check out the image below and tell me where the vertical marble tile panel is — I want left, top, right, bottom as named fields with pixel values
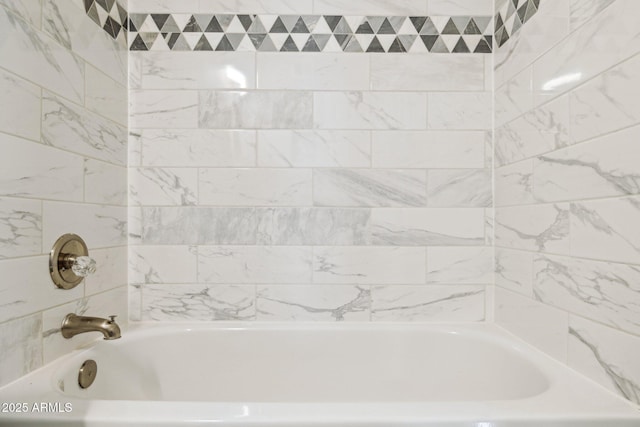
left=313, top=246, right=426, bottom=285
left=0, top=314, right=42, bottom=387
left=258, top=130, right=370, bottom=168
left=257, top=285, right=370, bottom=321
left=85, top=160, right=127, bottom=206
left=199, top=168, right=312, bottom=206
left=129, top=52, right=142, bottom=90
left=199, top=246, right=313, bottom=284
left=313, top=0, right=428, bottom=14
left=426, top=247, right=493, bottom=284
left=85, top=64, right=127, bottom=126
left=84, top=246, right=128, bottom=295
left=130, top=245, right=198, bottom=285
left=130, top=167, right=198, bottom=206
left=0, top=67, right=40, bottom=141
left=495, top=248, right=534, bottom=297
left=129, top=207, right=143, bottom=244
left=371, top=285, right=485, bottom=322
left=130, top=90, right=199, bottom=129
left=495, top=160, right=535, bottom=207
left=129, top=283, right=142, bottom=322
left=0, top=197, right=42, bottom=259
left=427, top=169, right=492, bottom=207
left=428, top=92, right=492, bottom=130
left=494, top=67, right=533, bottom=127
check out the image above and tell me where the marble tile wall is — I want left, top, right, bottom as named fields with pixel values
left=0, top=1, right=128, bottom=387
left=129, top=0, right=494, bottom=323
left=494, top=0, right=640, bottom=405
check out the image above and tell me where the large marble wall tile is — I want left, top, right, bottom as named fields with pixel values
left=427, top=169, right=492, bottom=207
left=371, top=55, right=484, bottom=91
left=495, top=248, right=533, bottom=297
left=313, top=169, right=426, bottom=207
left=130, top=245, right=198, bottom=285
left=495, top=160, right=535, bottom=207
left=0, top=197, right=41, bottom=259
left=0, top=314, right=42, bottom=387
left=85, top=64, right=127, bottom=126
left=569, top=53, right=640, bottom=144
left=257, top=285, right=370, bottom=321
left=495, top=95, right=572, bottom=167
left=427, top=92, right=492, bottom=130
left=427, top=0, right=493, bottom=15
left=0, top=256, right=83, bottom=323
left=85, top=246, right=128, bottom=295
left=313, top=246, right=426, bottom=284
left=256, top=208, right=370, bottom=245
left=130, top=90, right=199, bottom=129
left=140, top=129, right=256, bottom=167
left=43, top=202, right=127, bottom=249
left=0, top=133, right=84, bottom=202
left=313, top=0, right=427, bottom=15
left=371, top=208, right=485, bottom=246
left=494, top=67, right=533, bottom=127
left=0, top=68, right=40, bottom=141
left=313, top=92, right=427, bottom=130
left=199, top=246, right=312, bottom=284
left=371, top=285, right=485, bottom=321
left=143, top=284, right=256, bottom=321
left=85, top=160, right=127, bottom=206
left=568, top=316, right=640, bottom=405
left=372, top=131, right=485, bottom=169
left=42, top=92, right=127, bottom=166
left=495, top=287, right=569, bottom=362
left=257, top=54, right=369, bottom=90
left=569, top=0, right=616, bottom=31
left=0, top=0, right=42, bottom=28
left=141, top=52, right=255, bottom=89
left=199, top=168, right=312, bottom=206
left=200, top=91, right=313, bottom=129
left=533, top=125, right=640, bottom=203
left=535, top=255, right=640, bottom=336
left=257, top=130, right=370, bottom=168
left=130, top=167, right=198, bottom=206
left=141, top=207, right=259, bottom=245
left=495, top=204, right=571, bottom=254
left=570, top=197, right=640, bottom=265
left=427, top=247, right=493, bottom=284
left=0, top=6, right=84, bottom=103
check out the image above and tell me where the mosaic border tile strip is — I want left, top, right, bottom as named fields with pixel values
left=494, top=0, right=540, bottom=47
left=127, top=14, right=494, bottom=53
left=84, top=0, right=127, bottom=40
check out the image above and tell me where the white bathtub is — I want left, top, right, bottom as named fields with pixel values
left=0, top=323, right=638, bottom=426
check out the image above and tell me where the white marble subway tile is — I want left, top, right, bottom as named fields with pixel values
left=484, top=208, right=494, bottom=246
left=43, top=202, right=127, bottom=249
left=130, top=167, right=198, bottom=206
left=141, top=52, right=255, bottom=89
left=129, top=52, right=142, bottom=90
left=140, top=129, right=256, bottom=167
left=85, top=160, right=127, bottom=206
left=495, top=248, right=533, bottom=297
left=257, top=285, right=370, bottom=321
left=141, top=207, right=259, bottom=245
left=313, top=246, right=426, bottom=285
left=568, top=315, right=640, bottom=405
left=257, top=54, right=369, bottom=90
left=371, top=55, right=484, bottom=91
left=0, top=67, right=40, bottom=141
left=427, top=247, right=493, bottom=284
left=42, top=92, right=127, bottom=166
left=570, top=197, right=640, bottom=265
left=198, top=0, right=313, bottom=14
left=427, top=0, right=493, bottom=15
left=258, top=130, right=370, bottom=168
left=199, top=168, right=312, bottom=206
left=0, top=6, right=84, bottom=103
left=371, top=285, right=485, bottom=322
left=84, top=246, right=128, bottom=295
left=257, top=208, right=370, bottom=245
left=313, top=0, right=427, bottom=14
left=535, top=254, right=640, bottom=336
left=130, top=90, right=199, bottom=129
left=130, top=245, right=198, bottom=285
left=372, top=131, right=485, bottom=169
left=85, top=64, right=127, bottom=126
left=313, top=169, right=426, bottom=208
left=129, top=206, right=143, bottom=244
left=0, top=197, right=41, bottom=259
left=495, top=204, right=571, bottom=254
left=495, top=287, right=569, bottom=362
left=534, top=125, right=640, bottom=203
left=569, top=0, right=616, bottom=31
left=313, top=92, right=427, bottom=130
left=0, top=133, right=84, bottom=202
left=128, top=130, right=142, bottom=167
left=428, top=92, right=492, bottom=130
left=495, top=160, right=535, bottom=207
left=199, top=91, right=313, bottom=129
left=427, top=169, right=492, bottom=208
left=570, top=53, right=640, bottom=144
left=371, top=208, right=485, bottom=246
left=143, top=284, right=256, bottom=321
left=494, top=66, right=533, bottom=127
left=199, top=246, right=312, bottom=284
left=0, top=314, right=42, bottom=387
left=1, top=0, right=42, bottom=28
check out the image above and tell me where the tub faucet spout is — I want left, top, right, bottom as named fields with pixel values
left=61, top=313, right=121, bottom=340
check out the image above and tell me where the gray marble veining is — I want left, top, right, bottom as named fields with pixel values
left=0, top=198, right=41, bottom=259
left=427, top=169, right=492, bottom=207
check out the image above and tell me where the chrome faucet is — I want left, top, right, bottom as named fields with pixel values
left=61, top=313, right=121, bottom=340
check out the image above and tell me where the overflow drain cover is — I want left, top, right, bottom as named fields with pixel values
left=78, top=359, right=98, bottom=389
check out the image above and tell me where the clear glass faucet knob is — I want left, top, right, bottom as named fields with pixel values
left=71, top=256, right=97, bottom=277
